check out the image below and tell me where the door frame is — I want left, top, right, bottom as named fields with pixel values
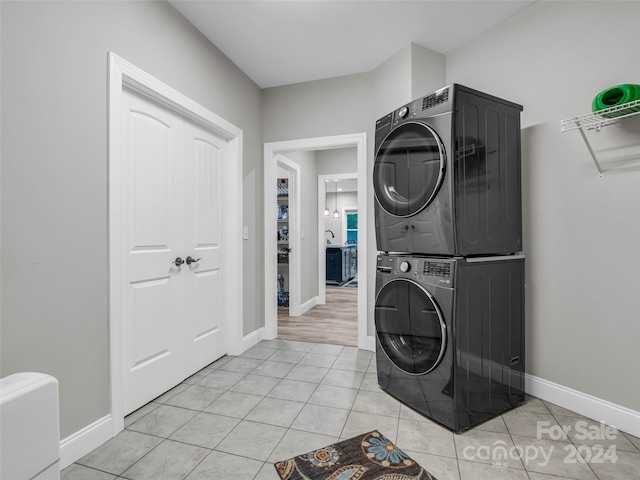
left=275, top=154, right=301, bottom=316
left=317, top=172, right=357, bottom=305
left=263, top=133, right=368, bottom=349
left=108, top=52, right=243, bottom=434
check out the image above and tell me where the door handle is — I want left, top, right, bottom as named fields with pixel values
left=172, top=257, right=184, bottom=266
left=186, top=256, right=201, bottom=265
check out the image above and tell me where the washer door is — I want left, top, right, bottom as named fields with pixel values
left=374, top=122, right=446, bottom=217
left=375, top=278, right=447, bottom=375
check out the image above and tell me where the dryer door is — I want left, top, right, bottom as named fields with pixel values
left=373, top=122, right=446, bottom=217
left=375, top=278, right=446, bottom=375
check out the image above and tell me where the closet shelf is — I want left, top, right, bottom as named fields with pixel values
left=560, top=99, right=640, bottom=179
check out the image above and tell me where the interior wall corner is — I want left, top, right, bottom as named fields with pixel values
left=409, top=42, right=446, bottom=99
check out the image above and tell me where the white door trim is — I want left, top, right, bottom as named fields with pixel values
left=263, top=133, right=368, bottom=350
left=108, top=52, right=243, bottom=435
left=275, top=154, right=301, bottom=317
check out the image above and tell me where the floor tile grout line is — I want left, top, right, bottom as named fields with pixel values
left=116, top=437, right=176, bottom=480
left=124, top=342, right=402, bottom=477
left=224, top=340, right=325, bottom=467
left=543, top=398, right=640, bottom=453
left=506, top=424, right=601, bottom=480
left=253, top=340, right=372, bottom=466
left=248, top=340, right=329, bottom=475
left=75, top=338, right=629, bottom=480
left=179, top=447, right=211, bottom=480
left=83, top=339, right=581, bottom=479
left=621, top=431, right=640, bottom=453
left=186, top=339, right=292, bottom=478
left=122, top=342, right=292, bottom=478
left=72, top=460, right=133, bottom=479
left=546, top=407, right=610, bottom=480
left=75, top=339, right=586, bottom=479
left=451, top=429, right=463, bottom=480
left=500, top=411, right=529, bottom=473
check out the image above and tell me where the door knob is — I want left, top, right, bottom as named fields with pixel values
left=172, top=257, right=184, bottom=266
left=186, top=256, right=202, bottom=265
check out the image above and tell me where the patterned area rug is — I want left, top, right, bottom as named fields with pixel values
left=274, top=430, right=437, bottom=480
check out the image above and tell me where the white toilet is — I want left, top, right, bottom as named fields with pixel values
left=0, top=372, right=60, bottom=480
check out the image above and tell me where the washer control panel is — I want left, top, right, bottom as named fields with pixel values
left=424, top=262, right=451, bottom=278
left=377, top=255, right=454, bottom=286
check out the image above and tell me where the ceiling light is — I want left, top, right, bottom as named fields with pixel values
left=324, top=180, right=330, bottom=216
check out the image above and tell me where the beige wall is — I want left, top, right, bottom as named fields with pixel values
left=0, top=0, right=262, bottom=437
left=446, top=0, right=640, bottom=411
left=411, top=43, right=447, bottom=100
left=316, top=148, right=358, bottom=176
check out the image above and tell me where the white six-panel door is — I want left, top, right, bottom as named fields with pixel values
left=121, top=88, right=225, bottom=414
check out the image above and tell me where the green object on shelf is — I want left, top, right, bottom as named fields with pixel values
left=592, top=84, right=640, bottom=118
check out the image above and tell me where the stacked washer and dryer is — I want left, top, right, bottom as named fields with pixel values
left=373, top=84, right=526, bottom=433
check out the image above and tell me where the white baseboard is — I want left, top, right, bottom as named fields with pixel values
left=525, top=373, right=640, bottom=438
left=238, top=327, right=264, bottom=354
left=59, top=414, right=112, bottom=469
left=300, top=296, right=318, bottom=315
left=360, top=335, right=375, bottom=352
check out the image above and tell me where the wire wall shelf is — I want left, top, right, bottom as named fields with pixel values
left=561, top=99, right=640, bottom=178
left=561, top=99, right=640, bottom=132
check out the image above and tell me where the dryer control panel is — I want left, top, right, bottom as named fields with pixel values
left=390, top=85, right=454, bottom=126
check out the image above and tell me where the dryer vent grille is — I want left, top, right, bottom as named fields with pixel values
left=422, top=89, right=449, bottom=110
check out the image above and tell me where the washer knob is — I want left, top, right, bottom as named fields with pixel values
left=398, top=106, right=409, bottom=119
left=399, top=261, right=411, bottom=273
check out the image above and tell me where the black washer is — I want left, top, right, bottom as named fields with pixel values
left=375, top=278, right=446, bottom=375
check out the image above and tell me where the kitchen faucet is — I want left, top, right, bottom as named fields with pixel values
left=325, top=230, right=335, bottom=245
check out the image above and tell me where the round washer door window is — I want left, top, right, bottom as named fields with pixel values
left=375, top=278, right=446, bottom=375
left=373, top=122, right=445, bottom=217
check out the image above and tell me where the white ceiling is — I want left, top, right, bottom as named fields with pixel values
left=169, top=0, right=535, bottom=89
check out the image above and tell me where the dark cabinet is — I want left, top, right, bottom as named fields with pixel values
left=326, top=245, right=357, bottom=286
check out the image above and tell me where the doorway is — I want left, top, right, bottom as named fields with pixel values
left=263, top=134, right=368, bottom=350
left=275, top=155, right=301, bottom=317
left=108, top=53, right=243, bottom=434
left=317, top=173, right=358, bottom=305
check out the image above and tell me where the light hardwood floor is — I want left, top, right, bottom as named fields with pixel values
left=277, top=283, right=358, bottom=346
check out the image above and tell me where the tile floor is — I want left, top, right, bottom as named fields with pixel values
left=62, top=339, right=640, bottom=480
